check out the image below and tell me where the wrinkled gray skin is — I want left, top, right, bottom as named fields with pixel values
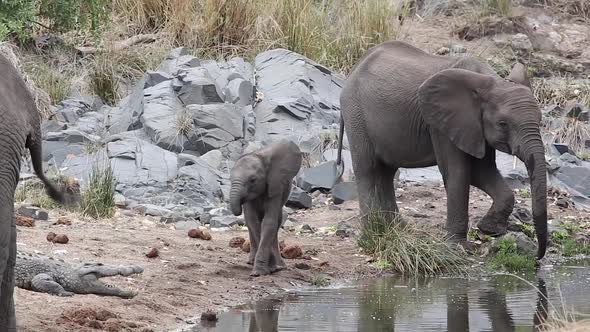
left=15, top=251, right=142, bottom=298
left=337, top=41, right=547, bottom=260
left=0, top=54, right=77, bottom=331
left=229, top=140, right=302, bottom=277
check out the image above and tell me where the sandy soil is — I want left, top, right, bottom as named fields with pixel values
left=13, top=180, right=582, bottom=332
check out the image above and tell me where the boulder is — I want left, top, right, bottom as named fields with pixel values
left=331, top=181, right=358, bottom=204
left=253, top=48, right=343, bottom=147
left=297, top=161, right=341, bottom=192
left=107, top=77, right=145, bottom=134
left=286, top=187, right=312, bottom=209
left=186, top=103, right=244, bottom=153
left=177, top=67, right=223, bottom=105
left=54, top=98, right=95, bottom=124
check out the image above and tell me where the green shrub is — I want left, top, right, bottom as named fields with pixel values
left=488, top=239, right=536, bottom=272
left=80, top=160, right=116, bottom=219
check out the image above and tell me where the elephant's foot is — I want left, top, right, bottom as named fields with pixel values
left=270, top=262, right=287, bottom=273
left=446, top=235, right=478, bottom=254
left=476, top=216, right=508, bottom=237
left=250, top=262, right=272, bottom=277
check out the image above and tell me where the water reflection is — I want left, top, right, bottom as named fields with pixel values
left=195, top=263, right=590, bottom=332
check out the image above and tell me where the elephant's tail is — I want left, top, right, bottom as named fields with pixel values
left=27, top=134, right=77, bottom=207
left=335, top=115, right=345, bottom=180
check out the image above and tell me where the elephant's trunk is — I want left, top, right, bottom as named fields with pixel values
left=229, top=180, right=245, bottom=216
left=518, top=131, right=548, bottom=260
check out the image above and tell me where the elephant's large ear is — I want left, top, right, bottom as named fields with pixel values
left=507, top=62, right=531, bottom=88
left=418, top=68, right=495, bottom=159
left=262, top=143, right=303, bottom=198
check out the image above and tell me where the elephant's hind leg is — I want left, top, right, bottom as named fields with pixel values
left=0, top=213, right=17, bottom=331
left=471, top=155, right=515, bottom=237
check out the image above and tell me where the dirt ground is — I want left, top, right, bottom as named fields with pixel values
left=13, top=180, right=583, bottom=332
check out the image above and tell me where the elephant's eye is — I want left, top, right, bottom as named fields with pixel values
left=498, top=121, right=509, bottom=129
left=248, top=176, right=256, bottom=183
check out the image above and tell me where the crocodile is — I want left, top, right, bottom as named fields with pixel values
left=15, top=251, right=144, bottom=298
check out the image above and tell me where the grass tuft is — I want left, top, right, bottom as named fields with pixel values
left=488, top=238, right=536, bottom=272
left=358, top=211, right=470, bottom=276
left=80, top=160, right=116, bottom=219
left=481, top=0, right=513, bottom=17
left=310, top=273, right=330, bottom=287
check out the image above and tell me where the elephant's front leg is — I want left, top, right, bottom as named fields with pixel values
left=432, top=138, right=472, bottom=247
left=243, top=202, right=261, bottom=265
left=251, top=197, right=282, bottom=277
left=471, top=152, right=515, bottom=236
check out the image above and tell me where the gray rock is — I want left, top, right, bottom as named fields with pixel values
left=76, top=112, right=105, bottom=134
left=145, top=70, right=173, bottom=89
left=492, top=232, right=537, bottom=257
left=565, top=103, right=589, bottom=122
left=45, top=129, right=100, bottom=144
left=114, top=193, right=127, bottom=208
left=107, top=77, right=145, bottom=134
left=177, top=67, right=223, bottom=105
left=41, top=120, right=67, bottom=136
left=450, top=44, right=467, bottom=55
left=141, top=80, right=188, bottom=152
left=107, top=137, right=178, bottom=185
left=511, top=207, right=533, bottom=224
left=286, top=187, right=312, bottom=209
left=186, top=103, right=244, bottom=153
left=17, top=206, right=48, bottom=220
left=42, top=140, right=85, bottom=166
left=136, top=204, right=175, bottom=217
left=297, top=161, right=341, bottom=192
left=200, top=150, right=223, bottom=169
left=243, top=107, right=256, bottom=139
left=177, top=153, right=202, bottom=166
left=331, top=181, right=358, bottom=204
left=157, top=47, right=198, bottom=75
left=174, top=220, right=202, bottom=230
left=210, top=216, right=241, bottom=228
left=223, top=78, right=254, bottom=106
left=253, top=48, right=342, bottom=145
left=511, top=33, right=533, bottom=51
left=177, top=159, right=224, bottom=200
left=54, top=98, right=94, bottom=123
left=323, top=148, right=354, bottom=181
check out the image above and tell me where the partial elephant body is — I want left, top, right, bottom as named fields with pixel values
left=229, top=140, right=302, bottom=276
left=339, top=41, right=547, bottom=259
left=0, top=54, right=76, bottom=330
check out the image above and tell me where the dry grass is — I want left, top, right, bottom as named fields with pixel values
left=358, top=210, right=470, bottom=276
left=481, top=0, right=513, bottom=17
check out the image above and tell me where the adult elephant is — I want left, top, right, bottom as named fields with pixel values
left=0, top=54, right=76, bottom=330
left=337, top=41, right=547, bottom=260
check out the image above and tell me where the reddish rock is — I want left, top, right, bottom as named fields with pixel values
left=295, top=262, right=311, bottom=270
left=54, top=217, right=72, bottom=226
left=188, top=229, right=203, bottom=239
left=188, top=228, right=212, bottom=240
left=281, top=245, right=303, bottom=259
left=241, top=240, right=251, bottom=253
left=229, top=236, right=245, bottom=248
left=319, top=261, right=330, bottom=267
left=16, top=215, right=35, bottom=227
left=53, top=234, right=69, bottom=244
left=279, top=240, right=286, bottom=251
left=146, top=248, right=159, bottom=258
left=46, top=232, right=57, bottom=242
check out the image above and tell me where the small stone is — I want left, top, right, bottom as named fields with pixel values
left=146, top=248, right=159, bottom=258
left=200, top=309, right=218, bottom=322
left=511, top=207, right=533, bottom=224
left=188, top=229, right=202, bottom=238
left=302, top=255, right=312, bottom=260
left=510, top=33, right=532, bottom=51
left=286, top=187, right=312, bottom=209
left=435, top=47, right=450, bottom=55
left=46, top=232, right=57, bottom=242
left=319, top=261, right=329, bottom=267
left=16, top=215, right=35, bottom=227
left=53, top=234, right=69, bottom=244
left=282, top=245, right=303, bottom=259
left=300, top=224, right=315, bottom=233
left=279, top=240, right=286, bottom=251
left=295, top=262, right=311, bottom=270
left=53, top=217, right=72, bottom=226
left=241, top=240, right=251, bottom=253
left=35, top=210, right=49, bottom=221
left=556, top=197, right=570, bottom=209
left=200, top=230, right=212, bottom=241
left=229, top=236, right=245, bottom=248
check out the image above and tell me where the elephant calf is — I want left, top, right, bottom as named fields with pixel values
left=0, top=54, right=78, bottom=330
left=229, top=140, right=302, bottom=276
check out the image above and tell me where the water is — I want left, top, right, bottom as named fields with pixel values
left=191, top=260, right=590, bottom=332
